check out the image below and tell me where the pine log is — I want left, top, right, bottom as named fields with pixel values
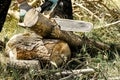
left=23, top=8, right=110, bottom=50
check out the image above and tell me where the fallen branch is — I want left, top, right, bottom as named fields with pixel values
left=0, top=53, right=40, bottom=69
left=55, top=68, right=95, bottom=76
left=23, top=8, right=110, bottom=51
left=104, top=20, right=120, bottom=27
left=94, top=20, right=120, bottom=29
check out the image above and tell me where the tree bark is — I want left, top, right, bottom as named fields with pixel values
left=5, top=32, right=71, bottom=69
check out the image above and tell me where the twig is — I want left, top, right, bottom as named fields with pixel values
left=55, top=68, right=95, bottom=76
left=59, top=74, right=82, bottom=80
left=95, top=76, right=120, bottom=80
left=104, top=20, right=120, bottom=27
left=59, top=74, right=74, bottom=80
left=94, top=20, right=120, bottom=29
left=108, top=76, right=120, bottom=80
left=73, top=13, right=83, bottom=19
left=74, top=3, right=101, bottom=21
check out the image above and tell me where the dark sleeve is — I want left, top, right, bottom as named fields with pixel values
left=50, top=0, right=73, bottom=19
left=63, top=0, right=73, bottom=19
left=0, top=0, right=11, bottom=32
left=40, top=0, right=53, bottom=13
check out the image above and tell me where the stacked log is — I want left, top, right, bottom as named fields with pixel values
left=5, top=32, right=71, bottom=68
left=4, top=8, right=111, bottom=69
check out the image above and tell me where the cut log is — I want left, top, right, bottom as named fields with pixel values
left=5, top=32, right=49, bottom=60
left=23, top=8, right=84, bottom=48
left=23, top=8, right=110, bottom=50
left=5, top=32, right=71, bottom=68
